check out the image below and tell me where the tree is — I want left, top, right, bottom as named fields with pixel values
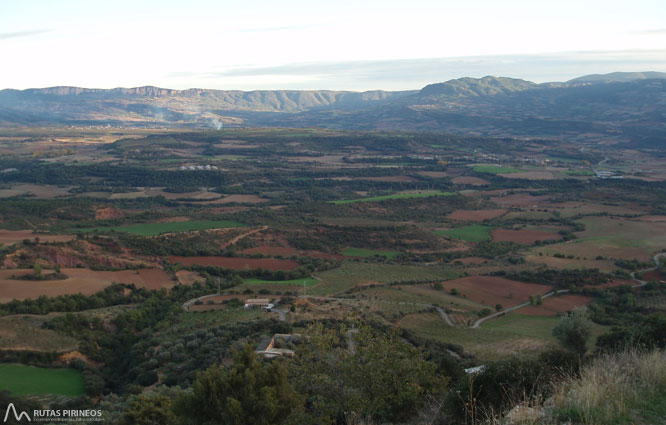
left=553, top=307, right=592, bottom=357
left=433, top=282, right=444, bottom=291
left=119, top=395, right=178, bottom=425
left=33, top=264, right=41, bottom=278
left=495, top=304, right=503, bottom=311
left=291, top=324, right=444, bottom=423
left=176, top=344, right=302, bottom=425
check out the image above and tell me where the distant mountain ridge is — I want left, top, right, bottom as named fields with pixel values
left=567, top=71, right=666, bottom=84
left=418, top=76, right=538, bottom=99
left=1, top=72, right=665, bottom=148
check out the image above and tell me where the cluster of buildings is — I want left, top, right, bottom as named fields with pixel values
left=244, top=298, right=275, bottom=309
left=179, top=164, right=219, bottom=171
left=594, top=170, right=623, bottom=179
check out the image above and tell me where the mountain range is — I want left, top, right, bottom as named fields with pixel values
left=1, top=72, right=665, bottom=147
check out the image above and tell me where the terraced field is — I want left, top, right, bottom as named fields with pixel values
left=331, top=191, right=454, bottom=204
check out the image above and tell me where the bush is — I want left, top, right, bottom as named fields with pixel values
left=553, top=307, right=592, bottom=356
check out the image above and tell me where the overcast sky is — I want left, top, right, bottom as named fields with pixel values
left=1, top=0, right=665, bottom=90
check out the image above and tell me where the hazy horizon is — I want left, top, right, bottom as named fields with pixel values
left=1, top=0, right=665, bottom=91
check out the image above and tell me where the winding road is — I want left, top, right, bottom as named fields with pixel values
left=472, top=251, right=665, bottom=328
left=179, top=253, right=664, bottom=327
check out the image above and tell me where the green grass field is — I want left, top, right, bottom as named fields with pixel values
left=398, top=312, right=557, bottom=361
left=243, top=277, right=319, bottom=287
left=473, top=165, right=523, bottom=174
left=331, top=191, right=455, bottom=204
left=309, top=262, right=458, bottom=296
left=0, top=364, right=84, bottom=396
left=435, top=225, right=491, bottom=242
left=565, top=170, right=595, bottom=176
left=481, top=314, right=559, bottom=340
left=342, top=247, right=400, bottom=259
left=73, top=220, right=244, bottom=236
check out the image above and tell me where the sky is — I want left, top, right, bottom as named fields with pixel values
left=1, top=0, right=665, bottom=91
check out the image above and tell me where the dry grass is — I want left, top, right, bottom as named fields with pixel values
left=550, top=350, right=666, bottom=424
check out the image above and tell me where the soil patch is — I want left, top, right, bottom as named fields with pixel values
left=441, top=276, right=550, bottom=308
left=451, top=176, right=490, bottom=186
left=0, top=230, right=75, bottom=245
left=490, top=194, right=551, bottom=207
left=448, top=209, right=507, bottom=222
left=499, top=171, right=555, bottom=180
left=517, top=295, right=593, bottom=316
left=492, top=229, right=562, bottom=244
left=0, top=268, right=176, bottom=302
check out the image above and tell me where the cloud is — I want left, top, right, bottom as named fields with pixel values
left=162, top=49, right=666, bottom=91
left=236, top=24, right=322, bottom=33
left=630, top=28, right=666, bottom=35
left=0, top=29, right=52, bottom=40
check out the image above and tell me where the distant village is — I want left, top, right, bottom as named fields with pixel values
left=179, top=164, right=219, bottom=171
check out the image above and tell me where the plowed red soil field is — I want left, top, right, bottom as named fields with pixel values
left=0, top=268, right=176, bottom=302
left=451, top=176, right=490, bottom=186
left=517, top=295, right=593, bottom=316
left=492, top=229, right=562, bottom=244
left=0, top=230, right=75, bottom=245
left=440, top=276, right=550, bottom=308
left=448, top=209, right=507, bottom=222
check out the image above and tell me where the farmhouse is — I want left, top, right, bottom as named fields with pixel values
left=255, top=334, right=301, bottom=358
left=244, top=298, right=273, bottom=308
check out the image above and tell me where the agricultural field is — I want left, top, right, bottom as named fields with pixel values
left=168, top=256, right=301, bottom=271
left=472, top=165, right=523, bottom=174
left=331, top=190, right=454, bottom=204
left=0, top=364, right=85, bottom=396
left=450, top=176, right=490, bottom=185
left=491, top=228, right=562, bottom=244
left=309, top=262, right=458, bottom=296
left=539, top=216, right=666, bottom=261
left=523, top=254, right=618, bottom=273
left=398, top=312, right=556, bottom=360
left=0, top=230, right=76, bottom=245
left=243, top=277, right=319, bottom=287
left=0, top=268, right=176, bottom=302
left=73, top=220, right=244, bottom=236
left=440, top=276, right=551, bottom=308
left=435, top=225, right=491, bottom=242
left=342, top=247, right=400, bottom=259
left=517, top=294, right=593, bottom=316
left=447, top=209, right=506, bottom=222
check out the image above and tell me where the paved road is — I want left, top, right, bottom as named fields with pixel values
left=272, top=308, right=287, bottom=321
left=630, top=252, right=665, bottom=287
left=435, top=307, right=454, bottom=327
left=182, top=293, right=221, bottom=311
left=472, top=290, right=569, bottom=328
left=472, top=251, right=665, bottom=329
